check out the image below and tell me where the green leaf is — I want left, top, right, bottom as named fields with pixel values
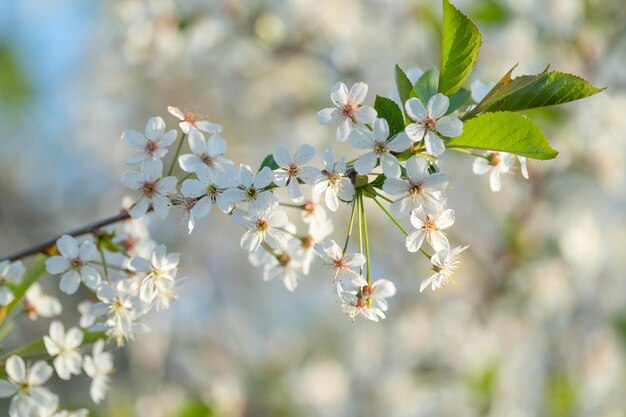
left=446, top=112, right=558, bottom=160
left=374, top=95, right=405, bottom=137
left=415, top=69, right=439, bottom=104
left=465, top=65, right=605, bottom=118
left=446, top=87, right=471, bottom=115
left=3, top=255, right=46, bottom=316
left=258, top=154, right=279, bottom=171
left=395, top=65, right=417, bottom=111
left=439, top=0, right=482, bottom=96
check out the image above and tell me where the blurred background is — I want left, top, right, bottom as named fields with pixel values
left=0, top=0, right=625, bottom=416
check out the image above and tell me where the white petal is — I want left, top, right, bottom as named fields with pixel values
left=436, top=116, right=463, bottom=137
left=380, top=154, right=400, bottom=179
left=178, top=154, right=202, bottom=173
left=59, top=271, right=81, bottom=294
left=316, top=108, right=337, bottom=124
left=387, top=132, right=412, bottom=152
left=405, top=97, right=426, bottom=121
left=254, top=166, right=275, bottom=189
left=489, top=168, right=502, bottom=192
left=128, top=197, right=150, bottom=219
left=141, top=159, right=163, bottom=180
left=0, top=380, right=16, bottom=397
left=6, top=355, right=26, bottom=382
left=29, top=360, right=53, bottom=385
left=428, top=231, right=450, bottom=251
left=196, top=121, right=223, bottom=134
left=181, top=179, right=205, bottom=198
left=372, top=118, right=389, bottom=141
left=325, top=188, right=339, bottom=212
left=405, top=123, right=426, bottom=142
left=294, top=144, right=315, bottom=165
left=273, top=145, right=292, bottom=168
left=348, top=128, right=374, bottom=149
left=152, top=195, right=171, bottom=219
left=287, top=180, right=304, bottom=203
left=330, top=82, right=349, bottom=107
left=79, top=241, right=98, bottom=262
left=124, top=151, right=149, bottom=165
left=472, top=157, right=491, bottom=175
left=299, top=166, right=321, bottom=184
left=435, top=209, right=455, bottom=229
left=144, top=116, right=166, bottom=141
left=353, top=106, right=377, bottom=124
left=121, top=171, right=143, bottom=190
left=348, top=82, right=368, bottom=105
left=121, top=130, right=146, bottom=150
left=56, top=235, right=78, bottom=259
left=353, top=152, right=378, bottom=175
left=406, top=229, right=426, bottom=252
left=80, top=266, right=101, bottom=290
left=188, top=129, right=207, bottom=155
left=382, top=178, right=408, bottom=196
left=424, top=131, right=446, bottom=156
left=45, top=256, right=69, bottom=275
left=191, top=196, right=212, bottom=219
left=427, top=93, right=449, bottom=119
left=336, top=118, right=351, bottom=142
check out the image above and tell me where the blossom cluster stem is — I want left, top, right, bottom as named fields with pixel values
left=359, top=194, right=372, bottom=284
left=167, top=132, right=187, bottom=176
left=342, top=198, right=358, bottom=253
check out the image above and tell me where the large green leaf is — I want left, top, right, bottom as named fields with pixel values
left=446, top=112, right=558, bottom=160
left=439, top=0, right=482, bottom=96
left=415, top=69, right=439, bottom=104
left=395, top=65, right=417, bottom=111
left=465, top=65, right=604, bottom=118
left=374, top=95, right=405, bottom=137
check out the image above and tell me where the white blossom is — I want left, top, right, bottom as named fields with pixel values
left=24, top=283, right=62, bottom=320
left=472, top=152, right=529, bottom=192
left=420, top=245, right=469, bottom=292
left=231, top=204, right=289, bottom=253
left=405, top=93, right=463, bottom=156
left=45, top=235, right=101, bottom=295
left=43, top=321, right=83, bottom=380
left=272, top=144, right=321, bottom=203
left=167, top=106, right=223, bottom=134
left=316, top=82, right=377, bottom=142
left=314, top=240, right=366, bottom=286
left=122, top=116, right=177, bottom=165
left=382, top=156, right=448, bottom=218
left=178, top=130, right=231, bottom=174
left=129, top=245, right=180, bottom=307
left=121, top=159, right=177, bottom=219
left=0, top=260, right=25, bottom=305
left=221, top=164, right=276, bottom=209
left=313, top=148, right=355, bottom=212
left=406, top=206, right=455, bottom=252
left=263, top=246, right=303, bottom=292
left=349, top=118, right=411, bottom=177
left=0, top=356, right=58, bottom=417
left=83, top=340, right=114, bottom=404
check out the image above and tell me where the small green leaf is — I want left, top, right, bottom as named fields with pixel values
left=395, top=65, right=417, bottom=111
left=439, top=0, right=482, bottom=96
left=258, top=154, right=279, bottom=171
left=465, top=65, right=605, bottom=118
left=374, top=95, right=405, bottom=137
left=415, top=69, right=439, bottom=104
left=446, top=112, right=558, bottom=160
left=446, top=87, right=471, bottom=115
left=4, top=255, right=46, bottom=316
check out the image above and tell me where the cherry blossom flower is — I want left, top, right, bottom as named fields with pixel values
left=167, top=106, right=223, bottom=134
left=0, top=260, right=25, bottom=305
left=420, top=245, right=469, bottom=292
left=122, top=116, right=177, bottom=165
left=361, top=279, right=397, bottom=313
left=45, top=235, right=101, bottom=295
left=405, top=93, right=463, bottom=156
left=349, top=118, right=411, bottom=177
left=314, top=240, right=366, bottom=286
left=263, top=247, right=303, bottom=292
left=472, top=152, right=529, bottom=192
left=83, top=340, right=113, bottom=404
left=231, top=204, right=289, bottom=253
left=406, top=206, right=455, bottom=252
left=0, top=356, right=58, bottom=417
left=297, top=214, right=333, bottom=275
left=338, top=288, right=386, bottom=323
left=313, top=148, right=355, bottom=212
left=46, top=408, right=88, bottom=417
left=221, top=164, right=276, bottom=209
left=43, top=321, right=83, bottom=380
left=24, top=283, right=62, bottom=320
left=129, top=245, right=180, bottom=306
left=178, top=130, right=231, bottom=174
left=316, top=82, right=377, bottom=142
left=300, top=192, right=331, bottom=236
left=272, top=144, right=321, bottom=203
left=382, top=156, right=448, bottom=218
left=121, top=159, right=177, bottom=219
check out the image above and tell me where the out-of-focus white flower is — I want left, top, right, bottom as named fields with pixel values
left=122, top=116, right=177, bottom=165
left=231, top=204, right=289, bottom=253
left=0, top=260, right=25, bottom=305
left=0, top=356, right=58, bottom=417
left=470, top=79, right=496, bottom=103
left=349, top=118, right=411, bottom=177
left=301, top=191, right=331, bottom=236
left=420, top=245, right=469, bottom=292
left=121, top=159, right=177, bottom=218
left=129, top=245, right=180, bottom=306
left=43, top=321, right=83, bottom=380
left=263, top=248, right=303, bottom=292
left=24, top=283, right=62, bottom=320
left=383, top=156, right=448, bottom=218
left=316, top=81, right=377, bottom=142
left=314, top=148, right=355, bottom=212
left=83, top=340, right=113, bottom=404
left=314, top=240, right=366, bottom=286
left=406, top=206, right=455, bottom=252
left=472, top=152, right=529, bottom=192
left=338, top=280, right=394, bottom=323
left=272, top=144, right=321, bottom=203
left=167, top=106, right=223, bottom=134
left=405, top=93, right=463, bottom=156
left=45, top=235, right=101, bottom=295
left=361, top=279, right=397, bottom=313
left=221, top=164, right=276, bottom=209
left=298, top=215, right=333, bottom=275
left=178, top=131, right=231, bottom=175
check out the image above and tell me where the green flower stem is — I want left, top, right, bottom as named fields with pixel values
left=0, top=331, right=106, bottom=361
left=373, top=191, right=393, bottom=204
left=357, top=194, right=364, bottom=276
left=0, top=255, right=46, bottom=326
left=342, top=198, right=358, bottom=253
left=98, top=246, right=110, bottom=282
left=178, top=172, right=194, bottom=183
left=279, top=202, right=306, bottom=210
left=372, top=197, right=432, bottom=259
left=359, top=194, right=372, bottom=284
left=167, top=132, right=187, bottom=176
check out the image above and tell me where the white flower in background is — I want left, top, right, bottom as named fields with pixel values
left=43, top=321, right=83, bottom=380
left=361, top=278, right=397, bottom=313
left=470, top=79, right=496, bottom=103
left=472, top=152, right=529, bottom=192
left=78, top=301, right=97, bottom=329
left=231, top=204, right=289, bottom=253
left=273, top=144, right=321, bottom=203
left=297, top=214, right=333, bottom=275
left=221, top=164, right=276, bottom=209
left=45, top=235, right=101, bottom=295
left=314, top=148, right=355, bottom=212
left=349, top=118, right=411, bottom=177
left=406, top=206, right=455, bottom=252
left=263, top=249, right=303, bottom=292
left=122, top=116, right=177, bottom=165
left=383, top=156, right=448, bottom=218
left=113, top=206, right=155, bottom=258
left=92, top=280, right=138, bottom=337
left=129, top=245, right=180, bottom=306
left=0, top=356, right=58, bottom=417
left=405, top=93, right=463, bottom=156
left=46, top=408, right=89, bottom=417
left=180, top=164, right=239, bottom=232
left=420, top=245, right=469, bottom=292
left=390, top=67, right=423, bottom=106
left=24, top=283, right=62, bottom=320
left=314, top=240, right=367, bottom=286
left=83, top=340, right=114, bottom=404
left=300, top=192, right=331, bottom=236
left=167, top=106, right=223, bottom=134
left=0, top=260, right=25, bottom=305
left=178, top=130, right=231, bottom=174
left=121, top=159, right=177, bottom=218
left=316, top=81, right=377, bottom=142
left=338, top=289, right=385, bottom=323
